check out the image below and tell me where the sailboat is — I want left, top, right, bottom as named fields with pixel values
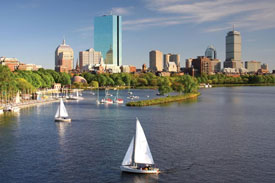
left=55, top=98, right=71, bottom=122
left=114, top=90, right=124, bottom=104
left=96, top=89, right=100, bottom=104
left=120, top=118, right=159, bottom=174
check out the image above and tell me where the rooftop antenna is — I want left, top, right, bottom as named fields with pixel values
left=62, top=35, right=66, bottom=45
left=233, top=24, right=235, bottom=31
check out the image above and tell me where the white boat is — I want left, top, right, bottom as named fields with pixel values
left=3, top=105, right=20, bottom=112
left=114, top=90, right=124, bottom=104
left=55, top=99, right=71, bottom=122
left=67, top=90, right=84, bottom=100
left=0, top=108, right=4, bottom=114
left=120, top=118, right=159, bottom=174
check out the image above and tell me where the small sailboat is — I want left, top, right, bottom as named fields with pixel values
left=96, top=89, right=100, bottom=104
left=55, top=99, right=71, bottom=122
left=114, top=90, right=124, bottom=104
left=120, top=118, right=159, bottom=174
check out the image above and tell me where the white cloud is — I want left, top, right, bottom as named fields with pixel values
left=74, top=26, right=94, bottom=32
left=132, top=0, right=275, bottom=32
left=111, top=7, right=134, bottom=15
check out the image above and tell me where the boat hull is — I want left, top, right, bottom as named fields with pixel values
left=55, top=117, right=71, bottom=122
left=120, top=166, right=159, bottom=174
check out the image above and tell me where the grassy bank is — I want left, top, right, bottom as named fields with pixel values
left=126, top=92, right=200, bottom=107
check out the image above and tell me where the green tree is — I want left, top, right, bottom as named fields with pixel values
left=158, top=77, right=172, bottom=95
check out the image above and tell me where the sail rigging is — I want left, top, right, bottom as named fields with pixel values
left=121, top=118, right=154, bottom=166
left=55, top=99, right=69, bottom=118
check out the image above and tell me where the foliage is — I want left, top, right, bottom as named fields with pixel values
left=158, top=77, right=172, bottom=95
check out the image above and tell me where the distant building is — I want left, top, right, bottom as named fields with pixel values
left=94, top=15, right=122, bottom=66
left=224, top=29, right=243, bottom=70
left=210, top=59, right=221, bottom=73
left=185, top=58, right=193, bottom=69
left=205, top=45, right=217, bottom=60
left=142, top=64, right=147, bottom=73
left=79, top=48, right=102, bottom=71
left=55, top=39, right=74, bottom=73
left=149, top=50, right=163, bottom=72
left=261, top=63, right=268, bottom=70
left=163, top=53, right=180, bottom=72
left=245, top=61, right=261, bottom=73
left=120, top=65, right=136, bottom=73
left=18, top=63, right=41, bottom=71
left=0, top=57, right=20, bottom=71
left=191, top=56, right=213, bottom=75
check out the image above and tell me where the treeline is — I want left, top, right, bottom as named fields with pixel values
left=197, top=74, right=275, bottom=84
left=79, top=72, right=199, bottom=94
left=0, top=65, right=71, bottom=98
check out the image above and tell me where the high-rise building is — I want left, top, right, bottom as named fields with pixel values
left=149, top=50, right=163, bottom=72
left=245, top=61, right=261, bottom=73
left=94, top=15, right=122, bottom=66
left=79, top=48, right=102, bottom=71
left=224, top=29, right=243, bottom=69
left=205, top=45, right=217, bottom=60
left=163, top=53, right=180, bottom=72
left=55, top=39, right=74, bottom=73
left=191, top=56, right=213, bottom=75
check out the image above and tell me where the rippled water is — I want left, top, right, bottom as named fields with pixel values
left=0, top=87, right=275, bottom=183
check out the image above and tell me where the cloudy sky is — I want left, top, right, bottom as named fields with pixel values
left=0, top=0, right=275, bottom=70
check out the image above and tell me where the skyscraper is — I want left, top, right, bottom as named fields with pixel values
left=55, top=39, right=74, bottom=73
left=224, top=29, right=243, bottom=69
left=79, top=48, right=102, bottom=71
left=205, top=45, right=217, bottom=60
left=94, top=15, right=122, bottom=66
left=149, top=50, right=163, bottom=72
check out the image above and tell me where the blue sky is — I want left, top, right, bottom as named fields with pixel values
left=0, top=0, right=275, bottom=70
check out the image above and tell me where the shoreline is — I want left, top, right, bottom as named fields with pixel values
left=126, top=93, right=200, bottom=107
left=212, top=83, right=275, bottom=87
left=0, top=98, right=59, bottom=111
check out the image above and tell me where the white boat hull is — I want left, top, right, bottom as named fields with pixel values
left=55, top=117, right=71, bottom=122
left=120, top=166, right=159, bottom=174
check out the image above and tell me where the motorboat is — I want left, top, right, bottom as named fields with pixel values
left=120, top=118, right=159, bottom=174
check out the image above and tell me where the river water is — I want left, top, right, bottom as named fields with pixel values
left=0, top=87, right=275, bottom=183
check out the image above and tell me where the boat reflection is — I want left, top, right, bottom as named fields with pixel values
left=120, top=173, right=159, bottom=183
left=55, top=122, right=71, bottom=144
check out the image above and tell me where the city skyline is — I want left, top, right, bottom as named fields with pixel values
left=0, top=0, right=274, bottom=70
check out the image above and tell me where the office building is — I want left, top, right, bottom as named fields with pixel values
left=79, top=48, right=102, bottom=71
left=224, top=29, right=243, bottom=69
left=245, top=61, right=261, bottom=73
left=164, top=53, right=180, bottom=72
left=191, top=56, right=213, bottom=75
left=205, top=45, right=217, bottom=60
left=0, top=57, right=20, bottom=71
left=149, top=50, right=163, bottom=72
left=94, top=15, right=122, bottom=66
left=55, top=39, right=74, bottom=73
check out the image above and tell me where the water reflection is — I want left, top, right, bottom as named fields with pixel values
left=56, top=122, right=71, bottom=145
left=120, top=173, right=159, bottom=183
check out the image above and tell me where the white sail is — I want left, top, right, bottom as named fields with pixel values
left=122, top=136, right=134, bottom=166
left=134, top=118, right=154, bottom=165
left=55, top=99, right=69, bottom=118
left=55, top=106, right=60, bottom=118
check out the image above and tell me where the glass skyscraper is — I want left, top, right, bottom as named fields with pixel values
left=94, top=15, right=122, bottom=66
